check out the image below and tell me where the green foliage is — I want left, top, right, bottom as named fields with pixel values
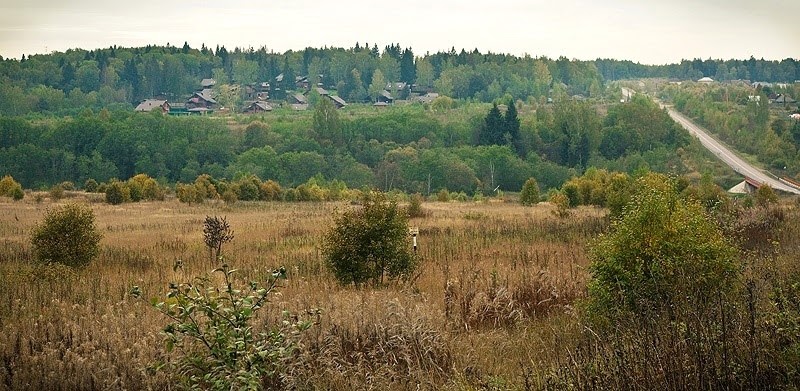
left=549, top=192, right=570, bottom=218
left=49, top=185, right=65, bottom=201
left=83, top=178, right=99, bottom=192
left=104, top=180, right=131, bottom=205
left=586, top=173, right=737, bottom=319
left=519, top=177, right=540, bottom=206
left=323, top=192, right=417, bottom=286
left=407, top=193, right=429, bottom=218
left=133, top=264, right=309, bottom=390
left=313, top=97, right=342, bottom=146
left=754, top=184, right=779, bottom=208
left=30, top=203, right=102, bottom=268
left=0, top=175, right=24, bottom=200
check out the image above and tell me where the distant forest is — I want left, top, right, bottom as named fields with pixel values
left=0, top=42, right=798, bottom=115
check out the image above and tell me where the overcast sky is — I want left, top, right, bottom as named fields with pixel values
left=0, top=0, right=797, bottom=64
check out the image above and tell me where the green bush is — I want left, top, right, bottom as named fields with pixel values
left=49, top=185, right=65, bottom=201
left=84, top=178, right=99, bottom=192
left=323, top=192, right=417, bottom=286
left=520, top=177, right=540, bottom=206
left=586, top=173, right=737, bottom=320
left=407, top=193, right=429, bottom=218
left=105, top=180, right=131, bottom=205
left=30, top=203, right=103, bottom=268
left=0, top=175, right=24, bottom=200
left=132, top=264, right=310, bottom=390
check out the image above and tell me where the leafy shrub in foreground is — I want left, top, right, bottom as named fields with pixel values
left=323, top=192, right=417, bottom=286
left=132, top=264, right=309, bottom=390
left=586, top=173, right=737, bottom=319
left=30, top=203, right=102, bottom=268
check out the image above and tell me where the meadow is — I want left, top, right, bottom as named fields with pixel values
left=0, top=191, right=611, bottom=390
left=2, top=191, right=800, bottom=390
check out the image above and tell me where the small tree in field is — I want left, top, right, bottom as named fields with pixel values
left=323, top=192, right=417, bottom=286
left=31, top=203, right=102, bottom=268
left=520, top=177, right=540, bottom=206
left=204, top=216, right=234, bottom=262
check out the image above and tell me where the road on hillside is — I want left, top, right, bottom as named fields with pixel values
left=618, top=87, right=800, bottom=194
left=664, top=105, right=800, bottom=194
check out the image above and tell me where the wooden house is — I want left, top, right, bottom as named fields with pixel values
left=243, top=101, right=273, bottom=113
left=135, top=99, right=170, bottom=113
left=187, top=89, right=217, bottom=110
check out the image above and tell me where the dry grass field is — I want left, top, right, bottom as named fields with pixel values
left=0, top=193, right=611, bottom=390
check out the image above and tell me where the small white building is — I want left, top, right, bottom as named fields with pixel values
left=698, top=77, right=714, bottom=84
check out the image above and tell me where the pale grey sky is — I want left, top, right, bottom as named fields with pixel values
left=0, top=0, right=797, bottom=64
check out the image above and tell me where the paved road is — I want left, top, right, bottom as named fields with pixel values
left=664, top=105, right=800, bottom=194
left=618, top=87, right=800, bottom=194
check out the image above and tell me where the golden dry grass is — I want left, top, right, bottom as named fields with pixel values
left=0, top=194, right=607, bottom=390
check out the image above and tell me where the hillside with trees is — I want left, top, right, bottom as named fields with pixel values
left=0, top=43, right=798, bottom=194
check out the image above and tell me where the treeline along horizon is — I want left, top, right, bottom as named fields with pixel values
left=1, top=42, right=798, bottom=116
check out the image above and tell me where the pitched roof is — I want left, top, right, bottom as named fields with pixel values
left=328, top=95, right=347, bottom=107
left=135, top=99, right=169, bottom=112
left=201, top=78, right=216, bottom=88
left=380, top=90, right=394, bottom=100
left=193, top=89, right=217, bottom=104
left=245, top=101, right=273, bottom=112
left=315, top=87, right=329, bottom=96
left=292, top=93, right=308, bottom=104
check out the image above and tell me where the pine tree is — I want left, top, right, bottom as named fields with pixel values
left=504, top=98, right=523, bottom=155
left=478, top=103, right=504, bottom=145
left=400, top=48, right=416, bottom=84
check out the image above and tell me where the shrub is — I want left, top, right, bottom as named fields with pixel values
left=128, top=174, right=164, bottom=201
left=436, top=189, right=450, bottom=202
left=520, top=177, right=540, bottom=206
left=323, top=192, right=417, bottom=286
left=83, top=178, right=99, bottom=192
left=176, top=182, right=200, bottom=204
left=58, top=181, right=75, bottom=191
left=222, top=189, right=238, bottom=204
left=50, top=185, right=65, bottom=200
left=754, top=184, right=779, bottom=207
left=203, top=216, right=234, bottom=262
left=407, top=193, right=429, bottom=218
left=10, top=185, right=24, bottom=200
left=586, top=173, right=737, bottom=320
left=0, top=175, right=24, bottom=200
left=105, top=180, right=131, bottom=205
left=30, top=203, right=102, bottom=268
left=549, top=192, right=570, bottom=218
left=132, top=264, right=309, bottom=390
left=260, top=180, right=282, bottom=201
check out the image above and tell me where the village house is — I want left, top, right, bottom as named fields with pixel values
left=326, top=95, right=347, bottom=109
left=243, top=101, right=273, bottom=113
left=134, top=99, right=170, bottom=113
left=186, top=89, right=216, bottom=112
left=377, top=90, right=394, bottom=104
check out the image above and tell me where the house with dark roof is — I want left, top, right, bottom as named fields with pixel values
left=201, top=78, right=216, bottom=89
left=135, top=99, right=170, bottom=113
left=243, top=101, right=273, bottom=113
left=377, top=90, right=394, bottom=104
left=291, top=93, right=308, bottom=105
left=771, top=94, right=797, bottom=105
left=326, top=95, right=347, bottom=109
left=187, top=89, right=217, bottom=110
